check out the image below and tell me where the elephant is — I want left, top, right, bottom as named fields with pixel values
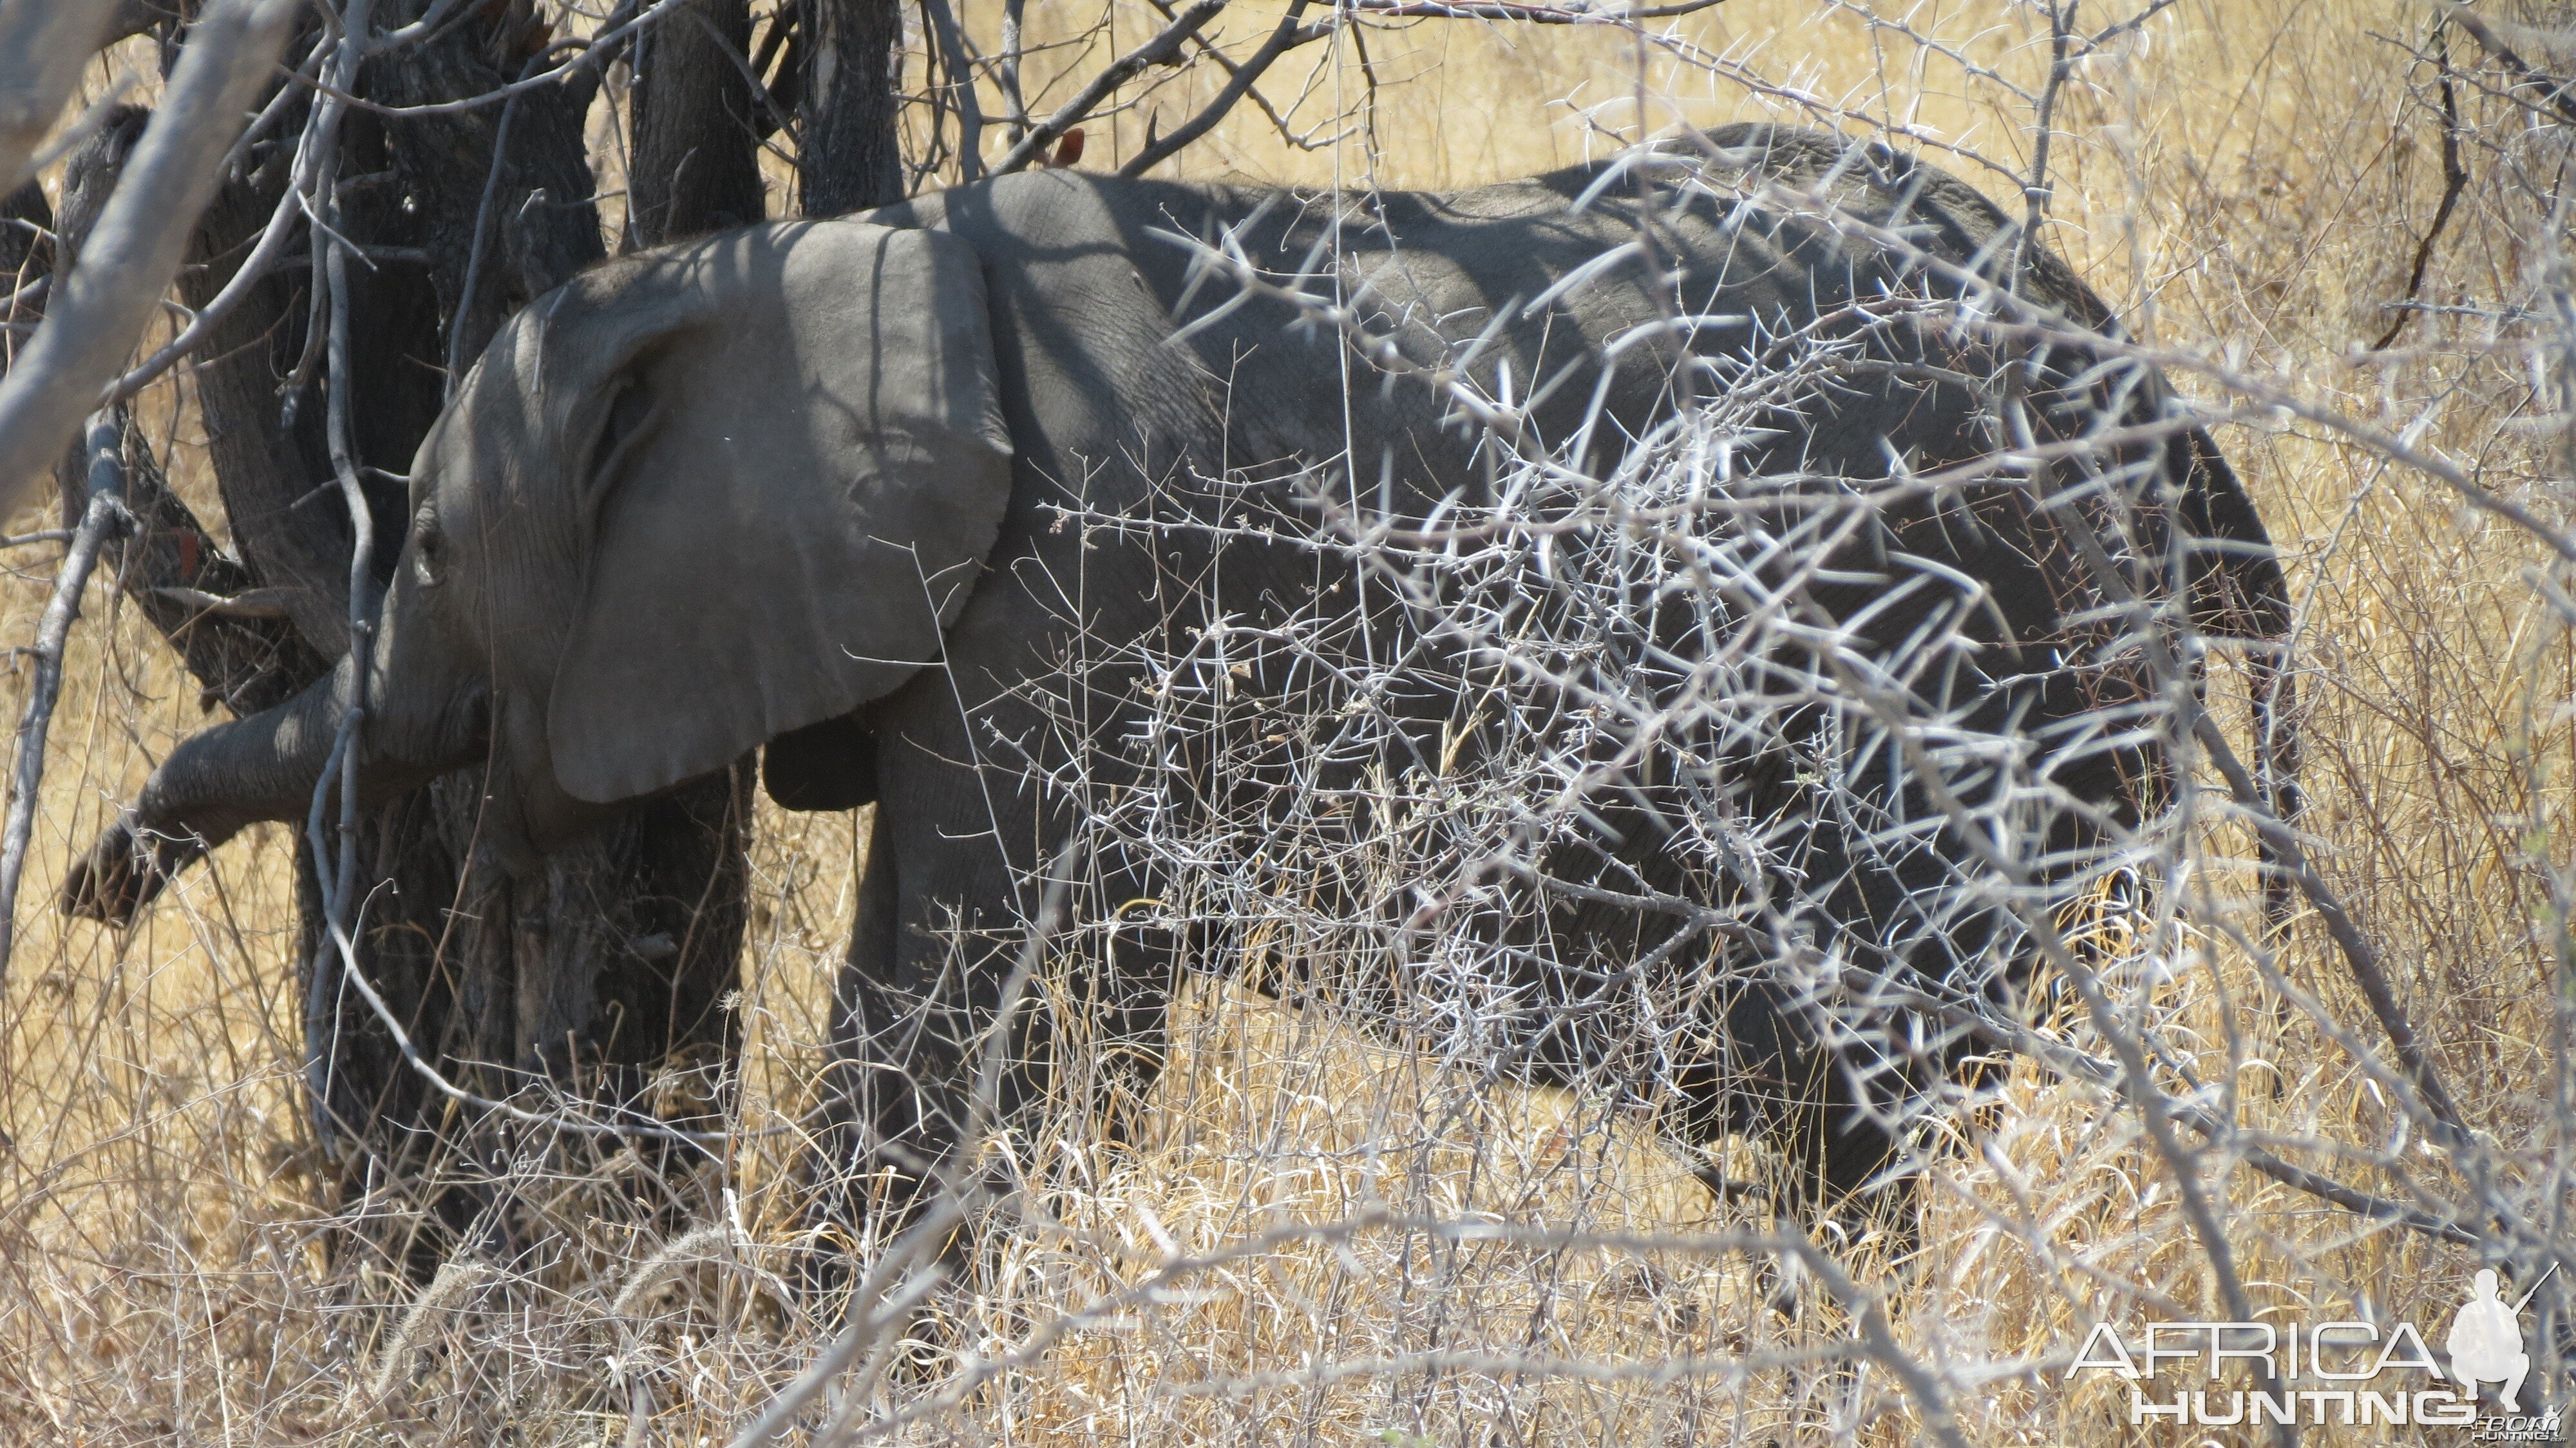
left=63, top=122, right=2293, bottom=1252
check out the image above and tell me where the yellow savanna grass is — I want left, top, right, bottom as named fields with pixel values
left=2, top=0, right=2563, bottom=1442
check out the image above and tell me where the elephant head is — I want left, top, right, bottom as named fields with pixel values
left=64, top=220, right=1014, bottom=920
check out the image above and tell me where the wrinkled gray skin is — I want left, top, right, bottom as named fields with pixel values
left=66, top=124, right=2291, bottom=1236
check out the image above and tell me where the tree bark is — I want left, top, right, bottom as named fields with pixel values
left=629, top=0, right=768, bottom=247
left=3, top=176, right=53, bottom=374
left=364, top=1, right=609, bottom=370
left=28, top=2, right=757, bottom=1262
left=288, top=3, right=753, bottom=1223
left=167, top=93, right=399, bottom=665
left=46, top=110, right=328, bottom=694
left=799, top=0, right=907, bottom=214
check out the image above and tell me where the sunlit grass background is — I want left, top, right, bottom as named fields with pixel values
left=1, top=0, right=2562, bottom=1441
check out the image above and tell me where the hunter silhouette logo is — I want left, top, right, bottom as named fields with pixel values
left=2447, top=1268, right=2530, bottom=1413
left=2068, top=1264, right=2561, bottom=1432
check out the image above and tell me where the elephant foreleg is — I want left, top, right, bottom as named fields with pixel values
left=813, top=826, right=1180, bottom=1284
left=1085, top=859, right=1182, bottom=1152
left=814, top=804, right=1062, bottom=1260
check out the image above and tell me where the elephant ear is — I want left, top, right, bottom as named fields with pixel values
left=545, top=221, right=1012, bottom=805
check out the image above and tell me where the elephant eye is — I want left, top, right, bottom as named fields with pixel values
left=412, top=513, right=446, bottom=587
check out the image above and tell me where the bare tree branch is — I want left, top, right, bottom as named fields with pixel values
left=919, top=0, right=990, bottom=184
left=1120, top=0, right=1318, bottom=178
left=0, top=0, right=299, bottom=520
left=0, top=412, right=125, bottom=986
left=0, top=0, right=119, bottom=199
left=2449, top=3, right=2576, bottom=129
left=993, top=0, right=1229, bottom=176
left=1341, top=0, right=1724, bottom=19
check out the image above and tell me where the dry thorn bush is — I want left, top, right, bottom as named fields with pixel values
left=5, top=0, right=2574, bottom=1443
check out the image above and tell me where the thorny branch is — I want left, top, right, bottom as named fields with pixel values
left=994, top=0, right=1231, bottom=175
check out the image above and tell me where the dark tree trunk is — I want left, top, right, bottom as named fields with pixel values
left=287, top=3, right=755, bottom=1237
left=364, top=3, right=610, bottom=368
left=629, top=0, right=770, bottom=246
left=799, top=0, right=907, bottom=214
left=166, top=95, right=408, bottom=666
left=15, top=113, right=318, bottom=722
left=2, top=176, right=52, bottom=374
left=30, top=1, right=759, bottom=1268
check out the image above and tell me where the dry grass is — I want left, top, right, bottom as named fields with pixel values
left=2, top=0, right=2566, bottom=1442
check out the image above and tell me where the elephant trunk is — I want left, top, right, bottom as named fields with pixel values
left=149, top=652, right=357, bottom=844
left=61, top=646, right=453, bottom=923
